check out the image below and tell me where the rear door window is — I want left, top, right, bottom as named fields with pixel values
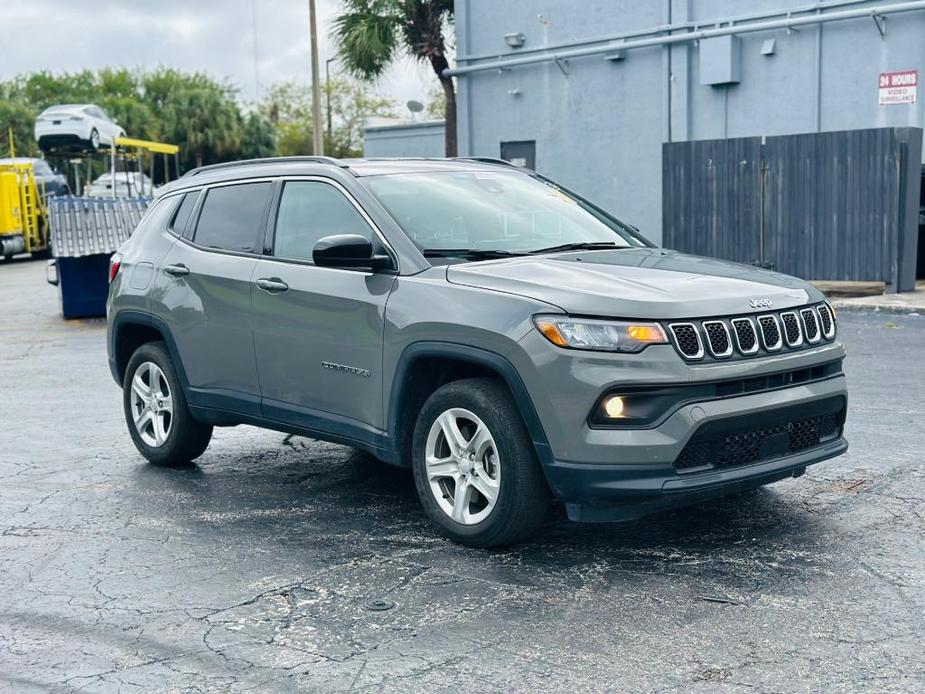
left=193, top=182, right=271, bottom=253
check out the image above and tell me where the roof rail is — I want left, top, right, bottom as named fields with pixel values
left=454, top=156, right=518, bottom=167
left=184, top=156, right=349, bottom=177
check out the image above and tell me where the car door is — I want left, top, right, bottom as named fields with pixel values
left=154, top=180, right=273, bottom=416
left=251, top=178, right=397, bottom=437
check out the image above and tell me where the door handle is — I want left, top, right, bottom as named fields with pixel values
left=163, top=263, right=189, bottom=277
left=256, top=277, right=289, bottom=293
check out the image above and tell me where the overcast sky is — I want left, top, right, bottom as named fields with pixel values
left=0, top=0, right=433, bottom=109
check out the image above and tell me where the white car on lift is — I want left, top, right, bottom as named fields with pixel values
left=34, top=104, right=126, bottom=152
left=85, top=171, right=156, bottom=198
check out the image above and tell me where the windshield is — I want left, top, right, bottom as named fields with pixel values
left=364, top=170, right=646, bottom=257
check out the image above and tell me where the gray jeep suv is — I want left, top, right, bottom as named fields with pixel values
left=107, top=156, right=848, bottom=547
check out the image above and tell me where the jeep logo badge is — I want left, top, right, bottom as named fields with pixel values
left=749, top=297, right=773, bottom=309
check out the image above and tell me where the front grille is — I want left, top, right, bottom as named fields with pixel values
left=673, top=410, right=842, bottom=473
left=800, top=308, right=820, bottom=343
left=703, top=321, right=732, bottom=357
left=668, top=304, right=836, bottom=361
left=781, top=312, right=803, bottom=346
left=669, top=323, right=703, bottom=359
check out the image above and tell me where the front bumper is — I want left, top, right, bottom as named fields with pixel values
left=550, top=435, right=847, bottom=522
left=510, top=329, right=849, bottom=521
left=541, top=375, right=847, bottom=521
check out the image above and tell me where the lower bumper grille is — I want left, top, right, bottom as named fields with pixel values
left=674, top=401, right=844, bottom=473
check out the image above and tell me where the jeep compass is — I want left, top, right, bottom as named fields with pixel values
left=107, top=157, right=848, bottom=547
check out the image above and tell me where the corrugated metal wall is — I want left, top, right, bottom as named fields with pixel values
left=663, top=127, right=922, bottom=290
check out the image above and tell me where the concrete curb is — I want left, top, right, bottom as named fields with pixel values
left=830, top=302, right=923, bottom=315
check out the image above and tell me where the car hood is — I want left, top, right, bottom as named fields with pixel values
left=445, top=248, right=819, bottom=319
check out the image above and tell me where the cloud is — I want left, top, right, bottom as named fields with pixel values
left=0, top=0, right=433, bottom=106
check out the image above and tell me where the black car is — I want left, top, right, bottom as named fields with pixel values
left=0, top=157, right=69, bottom=197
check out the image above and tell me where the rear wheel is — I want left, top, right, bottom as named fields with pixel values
left=411, top=378, right=550, bottom=547
left=123, top=342, right=212, bottom=466
left=88, top=128, right=100, bottom=150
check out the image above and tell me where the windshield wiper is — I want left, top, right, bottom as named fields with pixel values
left=421, top=248, right=526, bottom=259
left=529, top=241, right=624, bottom=254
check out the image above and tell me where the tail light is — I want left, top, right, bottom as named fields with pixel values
left=109, top=253, right=123, bottom=283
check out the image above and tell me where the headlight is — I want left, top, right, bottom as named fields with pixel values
left=533, top=315, right=668, bottom=353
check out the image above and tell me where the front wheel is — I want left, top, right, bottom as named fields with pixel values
left=123, top=342, right=212, bottom=466
left=411, top=378, right=550, bottom=547
left=88, top=128, right=100, bottom=150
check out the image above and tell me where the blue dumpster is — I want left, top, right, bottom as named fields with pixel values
left=49, top=255, right=112, bottom=319
left=46, top=196, right=150, bottom=319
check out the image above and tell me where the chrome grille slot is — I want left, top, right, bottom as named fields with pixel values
left=669, top=323, right=703, bottom=359
left=800, top=308, right=821, bottom=343
left=780, top=312, right=803, bottom=347
left=702, top=321, right=733, bottom=357
left=817, top=304, right=835, bottom=339
left=757, top=314, right=783, bottom=351
left=731, top=318, right=759, bottom=354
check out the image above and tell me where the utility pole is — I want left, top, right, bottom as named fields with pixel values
left=326, top=57, right=336, bottom=143
left=309, top=0, right=324, bottom=155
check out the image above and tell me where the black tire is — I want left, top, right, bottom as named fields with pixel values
left=88, top=128, right=100, bottom=150
left=411, top=378, right=550, bottom=548
left=122, top=341, right=212, bottom=466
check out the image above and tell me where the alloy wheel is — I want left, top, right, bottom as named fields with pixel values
left=424, top=408, right=501, bottom=525
left=130, top=361, right=173, bottom=447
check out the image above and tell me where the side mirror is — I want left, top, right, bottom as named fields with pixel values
left=313, top=234, right=392, bottom=270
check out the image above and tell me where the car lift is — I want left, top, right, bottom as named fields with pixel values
left=106, top=137, right=181, bottom=198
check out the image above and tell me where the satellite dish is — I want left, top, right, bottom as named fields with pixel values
left=406, top=100, right=424, bottom=114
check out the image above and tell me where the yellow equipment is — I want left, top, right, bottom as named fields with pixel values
left=0, top=145, right=50, bottom=258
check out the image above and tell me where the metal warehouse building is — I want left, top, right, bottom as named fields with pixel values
left=366, top=0, right=925, bottom=290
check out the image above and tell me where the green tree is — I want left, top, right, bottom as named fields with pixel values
left=0, top=99, right=38, bottom=157
left=163, top=88, right=242, bottom=169
left=332, top=0, right=456, bottom=156
left=424, top=83, right=445, bottom=120
left=261, top=77, right=394, bottom=157
left=240, top=112, right=277, bottom=160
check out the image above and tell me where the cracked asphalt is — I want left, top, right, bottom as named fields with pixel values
left=1, top=257, right=923, bottom=693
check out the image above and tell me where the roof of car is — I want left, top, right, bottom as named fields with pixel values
left=41, top=103, right=93, bottom=111
left=156, top=156, right=524, bottom=197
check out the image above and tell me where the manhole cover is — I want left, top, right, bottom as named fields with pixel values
left=363, top=598, right=395, bottom=612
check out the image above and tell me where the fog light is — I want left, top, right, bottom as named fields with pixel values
left=603, top=395, right=625, bottom=418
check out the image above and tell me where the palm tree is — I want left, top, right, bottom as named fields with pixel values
left=332, top=0, right=457, bottom=157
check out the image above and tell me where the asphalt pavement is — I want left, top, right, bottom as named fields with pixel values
left=1, top=257, right=923, bottom=693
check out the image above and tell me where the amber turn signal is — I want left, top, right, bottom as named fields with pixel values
left=627, top=325, right=667, bottom=342
left=535, top=319, right=568, bottom=347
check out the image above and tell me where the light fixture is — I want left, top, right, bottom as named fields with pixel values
left=504, top=32, right=526, bottom=48
left=603, top=396, right=625, bottom=419
left=533, top=316, right=668, bottom=353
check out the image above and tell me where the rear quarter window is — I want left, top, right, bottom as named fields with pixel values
left=192, top=182, right=272, bottom=253
left=168, top=191, right=200, bottom=237
left=133, top=196, right=181, bottom=239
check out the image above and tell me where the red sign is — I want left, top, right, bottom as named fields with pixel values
left=878, top=70, right=917, bottom=105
